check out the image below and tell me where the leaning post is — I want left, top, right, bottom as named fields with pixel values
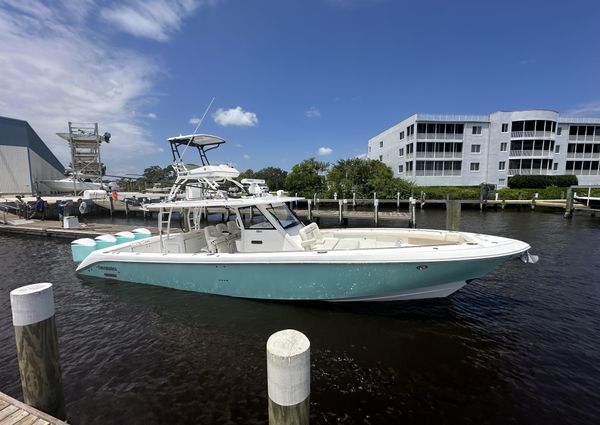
left=267, top=329, right=310, bottom=425
left=10, top=283, right=66, bottom=420
left=565, top=187, right=574, bottom=218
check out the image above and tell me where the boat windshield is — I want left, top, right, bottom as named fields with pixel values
left=267, top=203, right=301, bottom=229
left=238, top=206, right=275, bottom=229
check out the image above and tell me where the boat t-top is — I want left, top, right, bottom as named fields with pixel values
left=72, top=133, right=538, bottom=302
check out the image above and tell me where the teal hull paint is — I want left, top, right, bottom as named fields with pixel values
left=78, top=257, right=509, bottom=300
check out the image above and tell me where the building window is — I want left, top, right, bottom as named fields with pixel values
left=557, top=127, right=562, bottom=136
left=407, top=124, right=414, bottom=137
left=368, top=146, right=371, bottom=152
left=500, top=142, right=507, bottom=152
left=501, top=123, right=509, bottom=133
left=472, top=126, right=482, bottom=135
left=379, top=155, right=383, bottom=161
left=398, top=165, right=404, bottom=173
left=499, top=178, right=506, bottom=186
left=399, top=148, right=404, bottom=156
left=499, top=161, right=506, bottom=170
left=553, top=163, right=558, bottom=171
left=555, top=145, right=560, bottom=153
left=399, top=131, right=405, bottom=140
left=379, top=141, right=383, bottom=148
left=470, top=162, right=480, bottom=171
left=471, top=144, right=481, bottom=153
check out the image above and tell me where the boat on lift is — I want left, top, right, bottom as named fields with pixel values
left=73, top=133, right=538, bottom=301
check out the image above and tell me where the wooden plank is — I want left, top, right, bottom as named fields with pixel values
left=13, top=414, right=38, bottom=425
left=0, top=393, right=66, bottom=425
left=0, top=406, right=19, bottom=422
left=1, top=409, right=29, bottom=425
left=0, top=401, right=8, bottom=411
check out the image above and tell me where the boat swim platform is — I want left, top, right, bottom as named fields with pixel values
left=0, top=392, right=67, bottom=425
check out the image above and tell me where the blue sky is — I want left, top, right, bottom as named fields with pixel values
left=0, top=0, right=599, bottom=176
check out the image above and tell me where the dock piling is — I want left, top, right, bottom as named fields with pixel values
left=445, top=200, right=461, bottom=231
left=307, top=200, right=312, bottom=221
left=373, top=198, right=379, bottom=227
left=9, top=283, right=66, bottom=420
left=338, top=200, right=343, bottom=225
left=267, top=329, right=310, bottom=425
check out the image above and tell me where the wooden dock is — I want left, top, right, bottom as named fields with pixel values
left=0, top=211, right=161, bottom=240
left=0, top=392, right=67, bottom=425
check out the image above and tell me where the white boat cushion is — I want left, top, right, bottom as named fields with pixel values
left=227, top=221, right=241, bottom=236
left=299, top=223, right=322, bottom=243
left=216, top=223, right=229, bottom=234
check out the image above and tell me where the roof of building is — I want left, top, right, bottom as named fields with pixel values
left=0, top=116, right=64, bottom=173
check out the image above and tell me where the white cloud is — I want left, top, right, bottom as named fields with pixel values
left=356, top=153, right=367, bottom=159
left=213, top=107, right=258, bottom=127
left=189, top=116, right=201, bottom=125
left=99, top=0, right=216, bottom=42
left=234, top=143, right=243, bottom=148
left=318, top=147, right=333, bottom=156
left=0, top=1, right=164, bottom=173
left=243, top=154, right=250, bottom=160
left=305, top=106, right=321, bottom=118
left=147, top=112, right=157, bottom=119
left=564, top=101, right=600, bottom=117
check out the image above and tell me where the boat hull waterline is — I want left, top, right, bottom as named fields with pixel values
left=76, top=247, right=524, bottom=301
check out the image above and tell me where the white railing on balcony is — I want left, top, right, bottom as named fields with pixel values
left=511, top=131, right=555, bottom=139
left=565, top=169, right=600, bottom=176
left=567, top=135, right=600, bottom=142
left=416, top=133, right=464, bottom=140
left=407, top=134, right=415, bottom=141
left=509, top=150, right=553, bottom=157
left=405, top=153, right=414, bottom=160
left=415, top=169, right=462, bottom=176
left=566, top=152, right=600, bottom=159
left=405, top=170, right=413, bottom=176
left=508, top=169, right=550, bottom=176
left=415, top=152, right=463, bottom=159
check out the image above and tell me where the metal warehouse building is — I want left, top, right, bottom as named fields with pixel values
left=0, top=116, right=65, bottom=195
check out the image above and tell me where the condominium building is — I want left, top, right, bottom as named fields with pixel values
left=367, top=110, right=600, bottom=187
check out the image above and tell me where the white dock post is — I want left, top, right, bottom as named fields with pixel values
left=10, top=283, right=66, bottom=420
left=374, top=198, right=379, bottom=226
left=352, top=192, right=356, bottom=207
left=267, top=330, right=310, bottom=425
left=396, top=192, right=400, bottom=209
left=307, top=199, right=312, bottom=221
left=338, top=200, right=343, bottom=225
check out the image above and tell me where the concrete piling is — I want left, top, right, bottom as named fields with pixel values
left=10, top=283, right=66, bottom=420
left=267, top=329, right=310, bottom=425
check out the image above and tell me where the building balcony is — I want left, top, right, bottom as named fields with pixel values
left=415, top=152, right=463, bottom=159
left=566, top=152, right=600, bottom=159
left=415, top=170, right=462, bottom=177
left=568, top=135, right=600, bottom=142
left=508, top=169, right=551, bottom=176
left=405, top=153, right=414, bottom=160
left=511, top=130, right=555, bottom=139
left=565, top=169, right=600, bottom=176
left=416, top=133, right=464, bottom=140
left=509, top=150, right=553, bottom=157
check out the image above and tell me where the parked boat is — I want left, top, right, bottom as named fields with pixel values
left=72, top=134, right=538, bottom=301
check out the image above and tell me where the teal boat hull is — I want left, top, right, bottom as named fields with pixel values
left=76, top=256, right=510, bottom=301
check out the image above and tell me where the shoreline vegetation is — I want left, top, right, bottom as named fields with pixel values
left=114, top=158, right=593, bottom=201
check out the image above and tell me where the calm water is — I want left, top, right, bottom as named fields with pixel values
left=1, top=210, right=599, bottom=424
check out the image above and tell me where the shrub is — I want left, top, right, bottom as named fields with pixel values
left=508, top=174, right=578, bottom=189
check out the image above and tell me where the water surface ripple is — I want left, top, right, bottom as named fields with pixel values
left=0, top=210, right=599, bottom=424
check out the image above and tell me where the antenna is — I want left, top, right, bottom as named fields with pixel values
left=181, top=97, right=216, bottom=159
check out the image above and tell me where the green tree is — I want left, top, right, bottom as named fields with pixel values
left=284, top=158, right=328, bottom=197
left=237, top=169, right=256, bottom=181
left=255, top=167, right=288, bottom=191
left=327, top=158, right=414, bottom=198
